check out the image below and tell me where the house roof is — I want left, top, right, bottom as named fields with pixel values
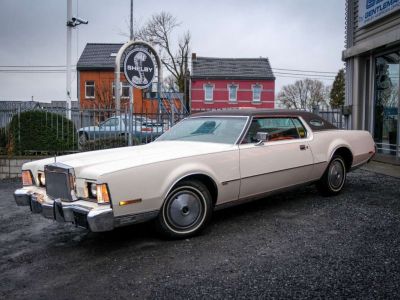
left=191, top=56, right=275, bottom=80
left=77, top=43, right=123, bottom=70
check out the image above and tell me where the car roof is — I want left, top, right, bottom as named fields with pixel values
left=191, top=109, right=337, bottom=131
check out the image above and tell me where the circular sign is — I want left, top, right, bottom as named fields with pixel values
left=123, top=47, right=155, bottom=89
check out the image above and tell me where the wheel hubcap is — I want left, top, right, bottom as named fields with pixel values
left=167, top=191, right=202, bottom=229
left=329, top=160, right=344, bottom=189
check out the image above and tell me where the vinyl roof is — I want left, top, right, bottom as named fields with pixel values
left=191, top=57, right=275, bottom=80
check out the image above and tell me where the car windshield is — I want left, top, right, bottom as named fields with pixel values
left=157, top=117, right=247, bottom=144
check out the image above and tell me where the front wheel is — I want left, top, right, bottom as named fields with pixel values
left=78, top=132, right=88, bottom=146
left=157, top=180, right=213, bottom=239
left=317, top=155, right=347, bottom=196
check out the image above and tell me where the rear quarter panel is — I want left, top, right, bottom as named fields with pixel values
left=309, top=130, right=375, bottom=180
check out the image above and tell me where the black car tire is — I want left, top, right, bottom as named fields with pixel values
left=317, top=155, right=347, bottom=196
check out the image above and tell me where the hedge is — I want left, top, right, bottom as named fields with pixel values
left=6, top=110, right=76, bottom=155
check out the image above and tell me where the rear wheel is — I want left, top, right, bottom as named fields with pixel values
left=317, top=155, right=347, bottom=196
left=157, top=180, right=212, bottom=239
left=78, top=132, right=88, bottom=145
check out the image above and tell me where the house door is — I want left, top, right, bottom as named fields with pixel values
left=374, top=51, right=400, bottom=158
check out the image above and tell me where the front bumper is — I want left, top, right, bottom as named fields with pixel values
left=14, top=188, right=114, bottom=232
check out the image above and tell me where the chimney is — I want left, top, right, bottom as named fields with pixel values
left=192, top=53, right=197, bottom=60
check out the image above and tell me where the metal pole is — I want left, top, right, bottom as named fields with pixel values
left=66, top=0, right=72, bottom=120
left=128, top=86, right=133, bottom=146
left=130, top=0, right=133, bottom=40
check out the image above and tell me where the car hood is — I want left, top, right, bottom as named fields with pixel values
left=24, top=141, right=236, bottom=179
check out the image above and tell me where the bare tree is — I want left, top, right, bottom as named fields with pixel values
left=95, top=80, right=115, bottom=111
left=277, top=79, right=329, bottom=110
left=132, top=12, right=191, bottom=93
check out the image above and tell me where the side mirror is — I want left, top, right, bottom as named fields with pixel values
left=255, top=132, right=269, bottom=145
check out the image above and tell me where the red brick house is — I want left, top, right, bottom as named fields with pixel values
left=190, top=54, right=275, bottom=111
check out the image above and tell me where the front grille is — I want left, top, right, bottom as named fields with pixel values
left=45, top=163, right=75, bottom=202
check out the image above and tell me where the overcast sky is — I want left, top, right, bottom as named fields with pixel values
left=0, top=0, right=345, bottom=102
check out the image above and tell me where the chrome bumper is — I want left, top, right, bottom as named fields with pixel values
left=14, top=188, right=114, bottom=232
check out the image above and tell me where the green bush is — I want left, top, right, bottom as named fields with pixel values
left=6, top=110, right=76, bottom=155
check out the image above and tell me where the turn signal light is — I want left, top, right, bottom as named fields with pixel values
left=22, top=170, right=33, bottom=186
left=97, top=184, right=110, bottom=204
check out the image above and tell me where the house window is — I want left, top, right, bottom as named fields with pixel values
left=85, top=81, right=95, bottom=99
left=204, top=84, right=214, bottom=102
left=252, top=84, right=262, bottom=103
left=228, top=84, right=238, bottom=102
left=112, top=82, right=130, bottom=98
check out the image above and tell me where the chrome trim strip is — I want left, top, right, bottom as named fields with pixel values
left=215, top=179, right=317, bottom=211
left=114, top=210, right=159, bottom=228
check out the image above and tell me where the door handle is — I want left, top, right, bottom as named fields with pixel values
left=299, top=145, right=308, bottom=150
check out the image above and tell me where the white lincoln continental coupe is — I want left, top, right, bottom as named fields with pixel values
left=14, top=109, right=375, bottom=238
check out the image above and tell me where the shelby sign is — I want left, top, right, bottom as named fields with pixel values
left=358, top=0, right=400, bottom=28
left=123, top=47, right=155, bottom=89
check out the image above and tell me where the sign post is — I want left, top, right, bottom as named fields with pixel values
left=115, top=41, right=162, bottom=146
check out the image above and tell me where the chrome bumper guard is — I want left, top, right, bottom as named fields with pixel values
left=14, top=188, right=114, bottom=232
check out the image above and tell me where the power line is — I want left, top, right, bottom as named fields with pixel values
left=272, top=67, right=337, bottom=74
left=274, top=71, right=335, bottom=78
left=0, top=65, right=77, bottom=68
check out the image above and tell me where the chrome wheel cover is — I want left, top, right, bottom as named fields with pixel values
left=166, top=189, right=204, bottom=230
left=328, top=159, right=345, bottom=190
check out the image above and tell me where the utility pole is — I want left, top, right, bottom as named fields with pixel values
left=66, top=0, right=72, bottom=120
left=66, top=0, right=88, bottom=120
left=130, top=0, right=134, bottom=40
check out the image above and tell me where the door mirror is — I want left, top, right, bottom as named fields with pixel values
left=256, top=132, right=269, bottom=142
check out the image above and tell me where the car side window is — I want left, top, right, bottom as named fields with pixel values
left=102, top=118, right=119, bottom=127
left=243, top=117, right=300, bottom=143
left=291, top=118, right=307, bottom=138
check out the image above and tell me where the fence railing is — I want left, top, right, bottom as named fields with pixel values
left=0, top=106, right=188, bottom=155
left=0, top=104, right=347, bottom=156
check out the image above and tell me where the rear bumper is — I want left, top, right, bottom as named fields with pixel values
left=14, top=188, right=114, bottom=232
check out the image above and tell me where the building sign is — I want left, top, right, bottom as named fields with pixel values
left=123, top=47, right=155, bottom=89
left=358, top=0, right=400, bottom=28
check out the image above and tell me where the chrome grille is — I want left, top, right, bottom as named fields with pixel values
left=44, top=163, right=75, bottom=202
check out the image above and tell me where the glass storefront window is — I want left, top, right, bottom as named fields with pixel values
left=374, top=52, right=400, bottom=157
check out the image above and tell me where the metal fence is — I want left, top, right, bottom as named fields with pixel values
left=0, top=104, right=347, bottom=156
left=0, top=106, right=188, bottom=155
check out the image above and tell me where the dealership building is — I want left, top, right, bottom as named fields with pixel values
left=344, top=0, right=400, bottom=161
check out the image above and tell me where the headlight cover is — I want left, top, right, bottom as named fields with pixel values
left=87, top=182, right=110, bottom=204
left=97, top=184, right=110, bottom=204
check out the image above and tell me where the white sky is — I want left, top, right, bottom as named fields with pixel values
left=0, top=0, right=345, bottom=102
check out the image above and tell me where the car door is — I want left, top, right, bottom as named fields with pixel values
left=239, top=116, right=314, bottom=199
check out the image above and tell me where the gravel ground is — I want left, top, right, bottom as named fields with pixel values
left=0, top=170, right=399, bottom=299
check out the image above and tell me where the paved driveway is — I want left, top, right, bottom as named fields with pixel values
left=0, top=169, right=399, bottom=299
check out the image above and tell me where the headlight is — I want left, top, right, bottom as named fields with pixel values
left=38, top=172, right=46, bottom=186
left=22, top=170, right=33, bottom=186
left=90, top=183, right=97, bottom=197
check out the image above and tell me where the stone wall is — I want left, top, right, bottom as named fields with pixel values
left=0, top=156, right=47, bottom=179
